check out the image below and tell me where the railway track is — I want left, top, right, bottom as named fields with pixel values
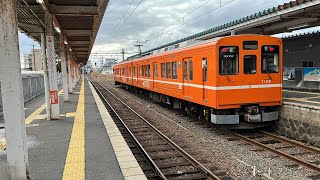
left=228, top=130, right=320, bottom=178
left=90, top=79, right=225, bottom=180
left=92, top=75, right=320, bottom=178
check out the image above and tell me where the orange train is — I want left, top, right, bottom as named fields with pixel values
left=113, top=35, right=282, bottom=124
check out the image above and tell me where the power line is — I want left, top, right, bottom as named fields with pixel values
left=154, top=0, right=277, bottom=49
left=97, top=0, right=145, bottom=52
left=146, top=0, right=216, bottom=40
left=96, top=0, right=135, bottom=52
left=145, top=0, right=237, bottom=45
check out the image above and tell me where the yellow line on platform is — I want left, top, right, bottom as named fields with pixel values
left=0, top=89, right=64, bottom=151
left=62, top=79, right=85, bottom=180
left=283, top=97, right=320, bottom=104
left=0, top=104, right=46, bottom=151
left=283, top=89, right=320, bottom=95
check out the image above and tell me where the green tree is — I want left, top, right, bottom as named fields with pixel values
left=56, top=61, right=61, bottom=73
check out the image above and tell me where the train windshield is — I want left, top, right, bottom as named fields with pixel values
left=219, top=46, right=239, bottom=75
left=261, top=45, right=279, bottom=73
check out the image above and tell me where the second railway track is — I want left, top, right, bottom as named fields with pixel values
left=228, top=130, right=320, bottom=176
left=90, top=79, right=228, bottom=180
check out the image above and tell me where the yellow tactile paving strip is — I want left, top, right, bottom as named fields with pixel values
left=88, top=79, right=147, bottom=180
left=62, top=79, right=85, bottom=180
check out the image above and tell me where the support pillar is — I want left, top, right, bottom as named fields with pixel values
left=0, top=0, right=29, bottom=179
left=82, top=66, right=85, bottom=78
left=72, top=60, right=76, bottom=88
left=45, top=13, right=60, bottom=119
left=41, top=33, right=51, bottom=120
left=67, top=52, right=73, bottom=93
left=60, top=35, right=69, bottom=101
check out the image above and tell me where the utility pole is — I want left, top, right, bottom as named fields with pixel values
left=121, top=48, right=125, bottom=61
left=134, top=40, right=148, bottom=56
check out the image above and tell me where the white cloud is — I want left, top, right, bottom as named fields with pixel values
left=91, top=0, right=295, bottom=58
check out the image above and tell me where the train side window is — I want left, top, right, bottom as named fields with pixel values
left=189, top=60, right=193, bottom=80
left=145, top=65, right=147, bottom=77
left=183, top=61, right=188, bottom=80
left=261, top=45, right=279, bottom=73
left=139, top=66, right=141, bottom=76
left=202, top=58, right=208, bottom=81
left=153, top=63, right=158, bottom=78
left=142, top=65, right=145, bottom=76
left=244, top=55, right=256, bottom=74
left=243, top=41, right=258, bottom=50
left=172, top=61, right=177, bottom=79
left=166, top=62, right=171, bottom=78
left=219, top=46, right=239, bottom=75
left=133, top=66, right=136, bottom=76
left=147, top=64, right=150, bottom=77
left=161, top=63, right=165, bottom=78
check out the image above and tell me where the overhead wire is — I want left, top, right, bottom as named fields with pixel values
left=146, top=0, right=237, bottom=44
left=95, top=0, right=136, bottom=52
left=154, top=0, right=276, bottom=46
left=97, top=0, right=145, bottom=52
left=145, top=0, right=215, bottom=41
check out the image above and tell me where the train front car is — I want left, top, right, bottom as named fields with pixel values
left=212, top=35, right=282, bottom=125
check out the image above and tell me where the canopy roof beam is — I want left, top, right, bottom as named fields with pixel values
left=18, top=5, right=98, bottom=16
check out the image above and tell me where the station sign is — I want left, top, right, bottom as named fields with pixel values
left=50, top=90, right=59, bottom=104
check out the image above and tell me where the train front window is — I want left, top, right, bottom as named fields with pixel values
left=261, top=45, right=279, bottom=73
left=243, top=41, right=258, bottom=50
left=244, top=55, right=256, bottom=74
left=219, top=46, right=239, bottom=75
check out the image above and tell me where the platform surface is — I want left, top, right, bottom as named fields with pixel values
left=283, top=89, right=320, bottom=109
left=0, top=78, right=145, bottom=180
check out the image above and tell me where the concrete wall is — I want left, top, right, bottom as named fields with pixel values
left=283, top=33, right=320, bottom=67
left=274, top=104, right=320, bottom=147
left=282, top=33, right=320, bottom=89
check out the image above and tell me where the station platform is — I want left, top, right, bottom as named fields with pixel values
left=283, top=89, right=320, bottom=109
left=0, top=78, right=146, bottom=180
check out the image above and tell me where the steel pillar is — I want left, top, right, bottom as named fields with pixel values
left=41, top=33, right=51, bottom=120
left=60, top=35, right=69, bottom=101
left=45, top=13, right=60, bottom=119
left=0, top=0, right=29, bottom=179
left=67, top=52, right=73, bottom=94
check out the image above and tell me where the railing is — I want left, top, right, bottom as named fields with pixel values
left=283, top=67, right=320, bottom=90
left=0, top=72, right=62, bottom=116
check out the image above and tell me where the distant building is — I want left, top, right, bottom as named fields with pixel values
left=102, top=58, right=117, bottom=74
left=23, top=49, right=43, bottom=71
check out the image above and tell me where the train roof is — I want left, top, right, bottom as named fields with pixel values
left=115, top=34, right=280, bottom=66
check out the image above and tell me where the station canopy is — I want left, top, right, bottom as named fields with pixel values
left=17, top=0, right=108, bottom=65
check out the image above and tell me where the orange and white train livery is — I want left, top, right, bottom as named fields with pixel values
left=113, top=35, right=282, bottom=125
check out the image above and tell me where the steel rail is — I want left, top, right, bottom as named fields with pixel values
left=91, top=79, right=221, bottom=180
left=90, top=80, right=167, bottom=180
left=259, top=130, right=320, bottom=155
left=228, top=131, right=320, bottom=174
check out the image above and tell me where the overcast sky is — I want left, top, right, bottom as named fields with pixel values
left=19, top=0, right=320, bottom=64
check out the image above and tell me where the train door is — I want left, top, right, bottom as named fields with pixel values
left=136, top=64, right=139, bottom=86
left=202, top=57, right=208, bottom=101
left=183, top=59, right=189, bottom=97
left=153, top=63, right=157, bottom=88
